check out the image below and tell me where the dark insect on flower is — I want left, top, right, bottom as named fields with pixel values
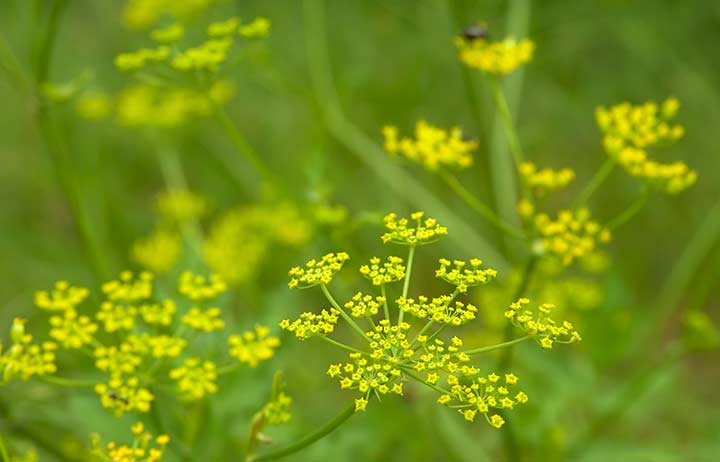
left=108, top=390, right=129, bottom=405
left=461, top=23, right=489, bottom=41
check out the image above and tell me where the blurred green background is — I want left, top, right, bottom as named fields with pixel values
left=1, top=0, right=719, bottom=461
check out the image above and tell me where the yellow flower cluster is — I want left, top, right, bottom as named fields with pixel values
left=533, top=209, right=611, bottom=265
left=114, top=82, right=234, bottom=127
left=288, top=252, right=350, bottom=288
left=117, top=15, right=271, bottom=73
left=383, top=121, right=477, bottom=170
left=398, top=295, right=479, bottom=326
left=228, top=325, right=281, bottom=367
left=345, top=293, right=384, bottom=318
left=437, top=372, right=528, bottom=427
left=381, top=212, right=448, bottom=246
left=169, top=358, right=218, bottom=400
left=596, top=98, right=696, bottom=194
left=157, top=190, right=208, bottom=223
left=204, top=203, right=313, bottom=284
left=518, top=162, right=575, bottom=197
left=150, top=22, right=184, bottom=43
left=1, top=319, right=57, bottom=382
left=436, top=258, right=497, bottom=293
left=114, top=46, right=169, bottom=71
left=178, top=271, right=227, bottom=301
left=132, top=229, right=182, bottom=273
left=90, top=422, right=170, bottom=462
left=505, top=298, right=581, bottom=349
left=123, top=0, right=217, bottom=29
left=34, top=280, right=89, bottom=311
left=97, top=272, right=153, bottom=333
left=455, top=36, right=535, bottom=75
left=262, top=390, right=293, bottom=425
left=140, top=299, right=176, bottom=326
left=49, top=309, right=98, bottom=349
left=280, top=309, right=340, bottom=340
left=283, top=211, right=572, bottom=427
left=95, top=344, right=142, bottom=374
left=95, top=375, right=155, bottom=415
left=359, top=256, right=405, bottom=285
left=182, top=307, right=225, bottom=332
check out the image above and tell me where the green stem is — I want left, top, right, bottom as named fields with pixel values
left=401, top=367, right=452, bottom=396
left=0, top=432, right=9, bottom=462
left=319, top=335, right=366, bottom=354
left=380, top=284, right=390, bottom=321
left=489, top=77, right=524, bottom=168
left=247, top=401, right=357, bottom=462
left=320, top=284, right=370, bottom=342
left=40, top=375, right=97, bottom=388
left=398, top=246, right=416, bottom=325
left=573, top=157, right=617, bottom=208
left=463, top=336, right=530, bottom=356
left=440, top=171, right=526, bottom=240
left=212, top=102, right=275, bottom=189
left=605, top=187, right=650, bottom=231
left=498, top=256, right=537, bottom=371
left=216, top=363, right=241, bottom=376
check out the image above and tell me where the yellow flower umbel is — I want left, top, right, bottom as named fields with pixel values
left=1, top=319, right=57, bottom=382
left=49, top=310, right=98, bottom=349
left=382, top=121, right=477, bottom=171
left=122, top=0, right=217, bottom=29
left=534, top=208, right=611, bottom=266
left=518, top=162, right=575, bottom=197
left=455, top=29, right=535, bottom=75
left=505, top=298, right=581, bottom=349
left=169, top=358, right=218, bottom=400
left=95, top=375, right=155, bottom=415
left=178, top=271, right=227, bottom=301
left=288, top=252, right=350, bottom=289
left=34, top=280, right=89, bottom=311
left=132, top=229, right=182, bottom=273
left=157, top=190, right=208, bottom=223
left=280, top=211, right=576, bottom=428
left=381, top=212, right=448, bottom=246
left=228, top=325, right=281, bottom=367
left=596, top=97, right=696, bottom=194
left=97, top=271, right=154, bottom=332
left=90, top=422, right=170, bottom=462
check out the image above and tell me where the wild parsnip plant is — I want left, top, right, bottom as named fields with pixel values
left=1, top=1, right=719, bottom=462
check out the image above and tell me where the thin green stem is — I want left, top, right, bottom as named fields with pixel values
left=40, top=375, right=97, bottom=388
left=573, top=157, right=617, bottom=208
left=247, top=401, right=357, bottom=462
left=212, top=102, right=275, bottom=189
left=462, top=336, right=531, bottom=356
left=398, top=246, right=416, bottom=325
left=320, top=284, right=370, bottom=342
left=0, top=432, right=9, bottom=462
left=605, top=187, right=650, bottom=231
left=380, top=284, right=390, bottom=321
left=441, top=170, right=526, bottom=240
left=216, top=363, right=241, bottom=376
left=489, top=77, right=524, bottom=168
left=497, top=256, right=537, bottom=371
left=401, top=367, right=452, bottom=396
left=319, top=335, right=366, bottom=354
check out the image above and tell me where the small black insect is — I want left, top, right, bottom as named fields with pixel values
left=461, top=23, right=490, bottom=41
left=108, top=390, right=129, bottom=405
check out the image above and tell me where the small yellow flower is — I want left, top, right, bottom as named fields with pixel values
left=34, top=280, right=89, bottom=312
left=455, top=34, right=535, bottom=75
left=238, top=17, right=271, bottom=38
left=381, top=212, right=448, bottom=246
left=228, top=325, right=280, bottom=367
left=354, top=397, right=369, bottom=412
left=288, top=252, right=350, bottom=288
left=169, top=358, right=218, bottom=400
left=359, top=256, right=406, bottom=285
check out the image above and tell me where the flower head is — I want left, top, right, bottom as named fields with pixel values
left=182, top=307, right=225, bottom=332
left=381, top=212, right=448, bottom=246
left=280, top=309, right=340, bottom=340
left=505, top=298, right=582, bottom=348
left=169, top=358, right=218, bottom=400
left=228, top=325, right=280, bottom=367
left=359, top=256, right=406, bottom=285
left=132, top=229, right=182, bottom=273
left=455, top=35, right=535, bottom=75
left=288, top=252, right=350, bottom=288
left=49, top=309, right=98, bottom=349
left=383, top=121, right=477, bottom=171
left=95, top=375, right=154, bottom=416
left=518, top=162, right=575, bottom=197
left=34, top=281, right=89, bottom=312
left=533, top=209, right=611, bottom=266
left=178, top=271, right=227, bottom=301
left=436, top=258, right=497, bottom=293
left=90, top=422, right=170, bottom=462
